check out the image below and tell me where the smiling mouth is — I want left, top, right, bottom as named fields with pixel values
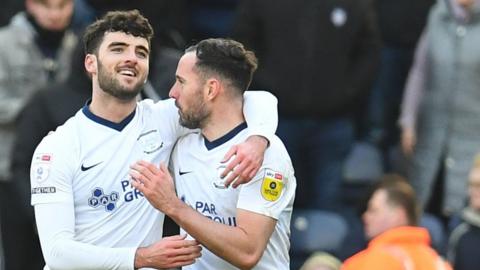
left=117, top=68, right=137, bottom=77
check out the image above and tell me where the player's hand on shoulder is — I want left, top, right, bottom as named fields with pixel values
left=134, top=234, right=202, bottom=269
left=221, top=135, right=268, bottom=188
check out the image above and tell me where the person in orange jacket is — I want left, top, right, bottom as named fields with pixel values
left=342, top=174, right=452, bottom=270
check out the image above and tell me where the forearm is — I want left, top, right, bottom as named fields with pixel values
left=35, top=203, right=136, bottom=270
left=167, top=201, right=262, bottom=269
left=399, top=32, right=429, bottom=130
left=42, top=236, right=135, bottom=270
left=243, top=90, right=278, bottom=143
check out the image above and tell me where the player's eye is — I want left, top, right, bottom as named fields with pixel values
left=136, top=51, right=147, bottom=59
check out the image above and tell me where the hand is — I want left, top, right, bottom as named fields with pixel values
left=130, top=161, right=178, bottom=214
left=134, top=234, right=202, bottom=269
left=220, top=135, right=268, bottom=188
left=401, top=127, right=416, bottom=156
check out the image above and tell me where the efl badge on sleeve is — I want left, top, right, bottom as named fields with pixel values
left=32, top=153, right=52, bottom=183
left=261, top=169, right=284, bottom=201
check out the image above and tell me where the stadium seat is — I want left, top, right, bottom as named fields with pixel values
left=420, top=213, right=447, bottom=255
left=290, top=209, right=348, bottom=268
left=343, top=141, right=383, bottom=184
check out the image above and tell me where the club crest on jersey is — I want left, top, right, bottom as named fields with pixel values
left=213, top=165, right=229, bottom=189
left=261, top=169, right=284, bottom=201
left=137, top=130, right=163, bottom=154
left=88, top=187, right=120, bottom=212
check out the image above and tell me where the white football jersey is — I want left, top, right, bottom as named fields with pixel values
left=31, top=99, right=183, bottom=252
left=171, top=123, right=296, bottom=270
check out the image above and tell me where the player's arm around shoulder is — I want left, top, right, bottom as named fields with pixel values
left=217, top=90, right=278, bottom=187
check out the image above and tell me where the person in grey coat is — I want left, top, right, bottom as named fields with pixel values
left=0, top=0, right=77, bottom=184
left=0, top=0, right=77, bottom=269
left=399, top=0, right=480, bottom=216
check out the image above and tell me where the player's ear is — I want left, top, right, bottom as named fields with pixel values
left=85, top=54, right=97, bottom=75
left=205, top=78, right=220, bottom=100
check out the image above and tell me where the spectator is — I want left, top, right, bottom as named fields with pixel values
left=342, top=174, right=451, bottom=270
left=0, top=0, right=76, bottom=268
left=233, top=0, right=380, bottom=209
left=399, top=0, right=480, bottom=217
left=0, top=0, right=76, bottom=183
left=4, top=43, right=88, bottom=270
left=447, top=153, right=480, bottom=270
left=362, top=0, right=434, bottom=172
left=300, top=252, right=342, bottom=270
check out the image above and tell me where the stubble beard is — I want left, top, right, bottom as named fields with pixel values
left=177, top=90, right=210, bottom=129
left=97, top=61, right=145, bottom=101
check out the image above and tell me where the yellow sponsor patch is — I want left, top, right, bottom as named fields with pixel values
left=261, top=169, right=284, bottom=201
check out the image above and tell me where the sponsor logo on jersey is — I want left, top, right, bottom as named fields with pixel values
left=32, top=153, right=53, bottom=183
left=121, top=180, right=145, bottom=202
left=32, top=186, right=56, bottom=194
left=88, top=187, right=120, bottom=212
left=32, top=163, right=50, bottom=183
left=261, top=169, right=284, bottom=201
left=179, top=170, right=193, bottom=176
left=195, top=201, right=237, bottom=226
left=34, top=153, right=53, bottom=163
left=137, top=130, right=163, bottom=154
left=81, top=162, right=103, bottom=171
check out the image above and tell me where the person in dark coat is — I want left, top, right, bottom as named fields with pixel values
left=447, top=153, right=480, bottom=270
left=233, top=0, right=381, bottom=209
left=362, top=0, right=434, bottom=171
left=0, top=42, right=90, bottom=270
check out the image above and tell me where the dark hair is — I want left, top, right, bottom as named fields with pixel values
left=83, top=9, right=154, bottom=55
left=186, top=38, right=258, bottom=94
left=373, top=174, right=419, bottom=226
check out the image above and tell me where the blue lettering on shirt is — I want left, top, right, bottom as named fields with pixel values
left=195, top=201, right=236, bottom=226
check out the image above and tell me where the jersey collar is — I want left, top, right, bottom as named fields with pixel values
left=82, top=100, right=136, bottom=131
left=204, top=122, right=247, bottom=150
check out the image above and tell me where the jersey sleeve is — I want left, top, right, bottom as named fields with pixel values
left=237, top=162, right=296, bottom=220
left=35, top=202, right=136, bottom=270
left=32, top=133, right=137, bottom=269
left=30, top=133, right=76, bottom=206
left=243, top=90, right=278, bottom=143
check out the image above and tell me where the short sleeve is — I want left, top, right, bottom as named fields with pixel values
left=30, top=135, right=75, bottom=205
left=237, top=165, right=295, bottom=220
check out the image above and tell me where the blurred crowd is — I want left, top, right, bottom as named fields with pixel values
left=1, top=0, right=480, bottom=269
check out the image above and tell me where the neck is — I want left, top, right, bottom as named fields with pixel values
left=202, top=97, right=244, bottom=141
left=89, top=82, right=137, bottom=123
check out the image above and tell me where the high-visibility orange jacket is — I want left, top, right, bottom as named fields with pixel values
left=342, top=226, right=452, bottom=270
